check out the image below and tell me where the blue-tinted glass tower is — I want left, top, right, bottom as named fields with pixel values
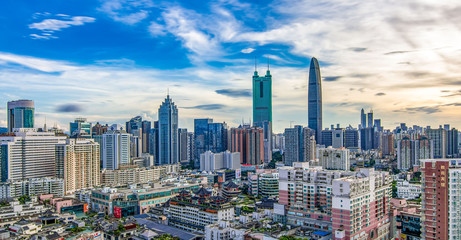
left=157, top=95, right=179, bottom=165
left=308, top=57, right=322, bottom=144
left=7, top=100, right=34, bottom=132
left=193, top=118, right=228, bottom=168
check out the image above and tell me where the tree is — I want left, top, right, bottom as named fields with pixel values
left=155, top=234, right=180, bottom=240
left=391, top=180, right=398, bottom=198
left=18, top=195, right=31, bottom=204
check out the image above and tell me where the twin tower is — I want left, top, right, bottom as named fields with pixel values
left=252, top=57, right=322, bottom=142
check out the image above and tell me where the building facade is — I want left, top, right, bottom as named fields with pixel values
left=157, top=95, right=179, bottom=165
left=308, top=57, right=322, bottom=144
left=102, top=129, right=130, bottom=170
left=7, top=100, right=34, bottom=132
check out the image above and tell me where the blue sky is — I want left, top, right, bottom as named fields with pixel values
left=1, top=0, right=461, bottom=133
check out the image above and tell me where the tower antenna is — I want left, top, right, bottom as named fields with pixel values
left=267, top=56, right=270, bottom=70
left=254, top=56, right=257, bottom=72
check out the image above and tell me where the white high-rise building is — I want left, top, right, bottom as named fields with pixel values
left=200, top=151, right=240, bottom=172
left=0, top=128, right=66, bottom=182
left=102, top=130, right=130, bottom=170
left=317, top=147, right=349, bottom=170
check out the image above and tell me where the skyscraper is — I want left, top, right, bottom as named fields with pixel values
left=7, top=100, right=34, bottom=132
left=157, top=95, right=179, bottom=165
left=308, top=57, right=322, bottom=144
left=360, top=108, right=366, bottom=129
left=253, top=62, right=273, bottom=163
left=101, top=129, right=130, bottom=170
left=252, top=63, right=272, bottom=124
left=193, top=119, right=228, bottom=168
left=367, top=110, right=374, bottom=128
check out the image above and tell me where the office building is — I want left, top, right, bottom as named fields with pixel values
left=69, top=118, right=92, bottom=137
left=308, top=57, right=323, bottom=144
left=130, top=135, right=142, bottom=158
left=318, top=147, right=349, bottom=170
left=199, top=151, right=240, bottom=172
left=252, top=62, right=272, bottom=125
left=360, top=127, right=374, bottom=150
left=230, top=126, right=264, bottom=165
left=193, top=119, right=228, bottom=168
left=367, top=110, right=374, bottom=128
left=141, top=120, right=151, bottom=153
left=102, top=129, right=130, bottom=170
left=360, top=108, right=366, bottom=129
left=0, top=128, right=66, bottom=182
left=178, top=128, right=189, bottom=164
left=7, top=100, right=34, bottom=132
left=157, top=95, right=179, bottom=165
left=56, top=139, right=100, bottom=194
left=344, top=127, right=359, bottom=149
left=92, top=122, right=108, bottom=136
left=420, top=159, right=461, bottom=240
left=126, top=116, right=142, bottom=138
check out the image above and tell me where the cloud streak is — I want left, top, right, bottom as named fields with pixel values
left=28, top=15, right=95, bottom=39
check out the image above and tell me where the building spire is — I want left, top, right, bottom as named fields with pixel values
left=267, top=56, right=270, bottom=70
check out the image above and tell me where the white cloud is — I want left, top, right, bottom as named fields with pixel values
left=241, top=48, right=255, bottom=53
left=28, top=15, right=95, bottom=39
left=148, top=21, right=166, bottom=36
left=29, top=16, right=95, bottom=31
left=98, top=0, right=154, bottom=25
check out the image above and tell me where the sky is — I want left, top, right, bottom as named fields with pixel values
left=1, top=0, right=461, bottom=133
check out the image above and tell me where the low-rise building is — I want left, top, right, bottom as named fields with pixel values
left=166, top=187, right=234, bottom=233
left=205, top=220, right=247, bottom=240
left=101, top=164, right=179, bottom=187
left=0, top=177, right=64, bottom=199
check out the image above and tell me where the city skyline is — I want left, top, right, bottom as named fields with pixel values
left=2, top=1, right=461, bottom=133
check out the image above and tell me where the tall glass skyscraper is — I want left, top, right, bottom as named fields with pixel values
left=7, top=100, right=34, bottom=132
left=253, top=64, right=273, bottom=163
left=193, top=118, right=228, bottom=168
left=158, top=95, right=179, bottom=165
left=253, top=68, right=272, bottom=124
left=308, top=57, right=322, bottom=144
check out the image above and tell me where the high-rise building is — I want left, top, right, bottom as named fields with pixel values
left=57, top=139, right=100, bottom=194
left=199, top=151, right=240, bottom=172
left=420, top=159, right=461, bottom=240
left=92, top=122, right=108, bottom=136
left=380, top=132, right=394, bottom=156
left=360, top=108, right=366, bottom=129
left=367, top=110, right=374, bottom=128
left=397, top=136, right=412, bottom=170
left=126, top=116, right=142, bottom=137
left=7, top=100, right=34, bottom=132
left=141, top=120, right=151, bottom=153
left=230, top=126, right=264, bottom=165
left=130, top=135, right=142, bottom=158
left=253, top=62, right=273, bottom=164
left=426, top=128, right=446, bottom=158
left=318, top=147, right=350, bottom=170
left=70, top=118, right=92, bottom=137
left=193, top=119, right=228, bottom=168
left=252, top=64, right=272, bottom=124
left=102, top=129, right=130, bottom=170
left=149, top=121, right=159, bottom=159
left=344, top=127, right=359, bottom=149
left=447, top=127, right=459, bottom=158
left=157, top=95, right=179, bottom=165
left=284, top=126, right=315, bottom=166
left=308, top=57, right=322, bottom=144
left=178, top=128, right=189, bottom=164
left=0, top=128, right=66, bottom=182
left=360, top=127, right=375, bottom=150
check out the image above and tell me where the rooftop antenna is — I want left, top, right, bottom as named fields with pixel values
left=267, top=56, right=270, bottom=70
left=254, top=56, right=257, bottom=72
left=44, top=116, right=47, bottom=131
